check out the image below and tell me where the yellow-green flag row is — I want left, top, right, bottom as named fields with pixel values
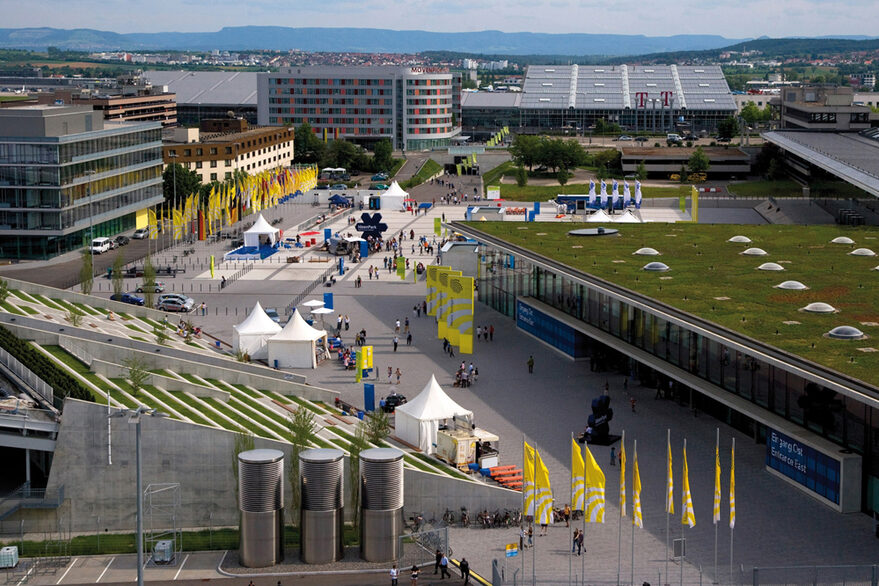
left=427, top=266, right=475, bottom=354
left=486, top=127, right=508, bottom=147
left=149, top=165, right=317, bottom=241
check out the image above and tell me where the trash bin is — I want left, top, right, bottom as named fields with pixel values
left=274, top=360, right=279, bottom=369
left=215, top=341, right=221, bottom=349
left=357, top=411, right=365, bottom=420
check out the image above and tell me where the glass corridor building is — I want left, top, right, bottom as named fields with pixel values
left=453, top=222, right=877, bottom=516
left=0, top=105, right=163, bottom=259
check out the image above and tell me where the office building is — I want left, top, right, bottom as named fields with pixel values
left=0, top=105, right=163, bottom=259
left=162, top=118, right=294, bottom=184
left=774, top=86, right=874, bottom=132
left=34, top=87, right=177, bottom=127
left=257, top=66, right=462, bottom=151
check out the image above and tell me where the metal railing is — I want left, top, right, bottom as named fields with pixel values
left=220, top=263, right=253, bottom=290
left=0, top=485, right=64, bottom=522
left=0, top=347, right=53, bottom=405
left=284, top=265, right=337, bottom=316
left=751, top=564, right=879, bottom=585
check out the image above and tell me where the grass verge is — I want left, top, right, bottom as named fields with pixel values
left=401, top=159, right=443, bottom=190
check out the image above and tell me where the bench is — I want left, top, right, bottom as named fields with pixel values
left=489, top=465, right=516, bottom=475
left=504, top=482, right=523, bottom=490
left=499, top=475, right=523, bottom=484
left=492, top=469, right=521, bottom=479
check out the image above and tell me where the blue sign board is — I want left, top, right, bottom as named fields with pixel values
left=516, top=298, right=589, bottom=359
left=364, top=383, right=375, bottom=412
left=766, top=428, right=840, bottom=504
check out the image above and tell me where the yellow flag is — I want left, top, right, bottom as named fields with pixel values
left=147, top=208, right=157, bottom=240
left=583, top=445, right=606, bottom=523
left=619, top=434, right=626, bottom=517
left=524, top=441, right=536, bottom=518
left=667, top=434, right=674, bottom=515
left=572, top=438, right=585, bottom=512
left=682, top=441, right=696, bottom=528
left=713, top=441, right=722, bottom=524
left=534, top=448, right=553, bottom=526
left=730, top=441, right=736, bottom=529
left=209, top=255, right=215, bottom=279
left=633, top=444, right=643, bottom=528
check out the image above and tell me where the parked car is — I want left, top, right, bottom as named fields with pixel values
left=265, top=308, right=281, bottom=324
left=381, top=392, right=408, bottom=413
left=158, top=293, right=194, bottom=306
left=330, top=184, right=347, bottom=190
left=717, top=136, right=732, bottom=143
left=157, top=298, right=194, bottom=313
left=634, top=136, right=649, bottom=143
left=371, top=184, right=389, bottom=190
left=90, top=237, right=112, bottom=254
left=114, top=235, right=130, bottom=247
left=110, top=293, right=145, bottom=306
left=136, top=281, right=165, bottom=293
left=371, top=172, right=389, bottom=181
left=615, top=135, right=633, bottom=141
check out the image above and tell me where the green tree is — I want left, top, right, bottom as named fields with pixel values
left=324, top=139, right=368, bottom=172
left=162, top=163, right=201, bottom=206
left=364, top=409, right=391, bottom=444
left=66, top=308, right=84, bottom=327
left=153, top=325, right=169, bottom=346
left=111, top=252, right=125, bottom=298
left=0, top=279, right=8, bottom=305
left=688, top=146, right=711, bottom=175
left=232, top=430, right=255, bottom=505
left=717, top=117, right=738, bottom=140
left=294, top=122, right=327, bottom=165
left=509, top=134, right=541, bottom=170
left=593, top=149, right=622, bottom=173
left=142, top=255, right=156, bottom=308
left=636, top=161, right=648, bottom=181
left=372, top=139, right=393, bottom=173
left=287, top=407, right=318, bottom=527
left=123, top=355, right=149, bottom=397
left=80, top=250, right=94, bottom=296
left=557, top=168, right=571, bottom=185
left=515, top=165, right=528, bottom=187
left=347, top=424, right=368, bottom=529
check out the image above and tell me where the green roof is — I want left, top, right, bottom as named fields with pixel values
left=466, top=222, right=879, bottom=388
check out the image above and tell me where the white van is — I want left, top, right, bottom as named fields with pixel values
left=90, top=237, right=111, bottom=254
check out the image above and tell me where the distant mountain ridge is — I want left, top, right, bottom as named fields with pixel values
left=0, top=26, right=750, bottom=56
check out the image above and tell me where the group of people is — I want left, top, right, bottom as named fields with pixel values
left=389, top=557, right=471, bottom=585
left=453, top=360, right=478, bottom=388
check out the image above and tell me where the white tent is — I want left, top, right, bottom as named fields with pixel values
left=267, top=309, right=329, bottom=369
left=232, top=302, right=282, bottom=360
left=243, top=214, right=280, bottom=247
left=587, top=209, right=612, bottom=223
left=381, top=181, right=409, bottom=212
left=394, top=375, right=473, bottom=454
left=615, top=210, right=642, bottom=223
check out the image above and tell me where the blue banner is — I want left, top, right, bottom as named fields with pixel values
left=766, top=428, right=840, bottom=504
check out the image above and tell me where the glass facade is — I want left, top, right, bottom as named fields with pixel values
left=0, top=124, right=162, bottom=259
left=475, top=240, right=879, bottom=515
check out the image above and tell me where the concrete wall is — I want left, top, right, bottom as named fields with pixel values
left=6, top=399, right=523, bottom=534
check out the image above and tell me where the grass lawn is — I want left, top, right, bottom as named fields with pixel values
left=0, top=301, right=24, bottom=315
left=31, top=294, right=64, bottom=310
left=402, top=159, right=443, bottom=189
left=200, top=397, right=247, bottom=433
left=39, top=345, right=109, bottom=395
left=388, top=157, right=406, bottom=178
left=151, top=388, right=213, bottom=426
left=179, top=372, right=208, bottom=385
left=468, top=222, right=879, bottom=387
left=482, top=161, right=516, bottom=189
left=123, top=324, right=148, bottom=334
left=496, top=183, right=690, bottom=202
left=728, top=179, right=870, bottom=199
left=18, top=304, right=39, bottom=315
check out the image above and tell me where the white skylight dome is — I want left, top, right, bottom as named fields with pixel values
left=831, top=237, right=855, bottom=244
left=633, top=247, right=660, bottom=256
left=802, top=302, right=837, bottom=314
left=728, top=235, right=751, bottom=243
left=757, top=262, right=785, bottom=271
left=775, top=281, right=808, bottom=290
left=826, top=326, right=866, bottom=340
left=849, top=248, right=876, bottom=257
left=642, top=262, right=670, bottom=272
left=742, top=248, right=768, bottom=256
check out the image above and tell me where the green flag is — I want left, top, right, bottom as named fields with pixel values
left=396, top=256, right=406, bottom=279
left=434, top=217, right=441, bottom=235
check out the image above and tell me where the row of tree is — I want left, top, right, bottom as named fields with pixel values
left=294, top=122, right=394, bottom=174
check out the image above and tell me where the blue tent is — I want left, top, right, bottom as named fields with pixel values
left=328, top=194, right=351, bottom=207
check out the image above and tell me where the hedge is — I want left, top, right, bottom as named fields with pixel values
left=0, top=325, right=93, bottom=408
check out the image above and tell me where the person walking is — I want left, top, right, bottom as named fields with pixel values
left=404, top=317, right=410, bottom=333
left=410, top=565, right=419, bottom=585
left=439, top=553, right=451, bottom=579
left=527, top=355, right=534, bottom=374
left=395, top=319, right=401, bottom=333
left=387, top=366, right=393, bottom=383
left=459, top=557, right=471, bottom=585
left=576, top=529, right=584, bottom=556
left=527, top=524, right=533, bottom=547
left=390, top=564, right=399, bottom=586
left=406, top=332, right=412, bottom=346
left=434, top=549, right=443, bottom=575
left=489, top=324, right=494, bottom=341
left=344, top=315, right=350, bottom=331
left=610, top=446, right=616, bottom=466
left=395, top=367, right=402, bottom=385
left=393, top=335, right=399, bottom=352
left=630, top=397, right=636, bottom=413
left=572, top=529, right=580, bottom=553
left=200, top=301, right=206, bottom=316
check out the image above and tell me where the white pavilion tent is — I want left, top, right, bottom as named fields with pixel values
left=381, top=181, right=409, bottom=212
left=394, top=375, right=473, bottom=454
left=267, top=309, right=329, bottom=369
left=615, top=210, right=642, bottom=223
left=232, top=301, right=282, bottom=360
left=243, top=214, right=280, bottom=247
left=586, top=209, right=612, bottom=223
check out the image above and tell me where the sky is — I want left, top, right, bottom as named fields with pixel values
left=3, top=0, right=879, bottom=39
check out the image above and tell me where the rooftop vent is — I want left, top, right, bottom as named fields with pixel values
left=742, top=248, right=768, bottom=256
left=826, top=326, right=866, bottom=340
left=802, top=302, right=836, bottom=313
left=643, top=262, right=670, bottom=272
left=775, top=281, right=808, bottom=290
left=757, top=262, right=785, bottom=271
left=831, top=237, right=855, bottom=244
left=849, top=248, right=876, bottom=256
left=728, top=235, right=751, bottom=243
left=633, top=247, right=660, bottom=256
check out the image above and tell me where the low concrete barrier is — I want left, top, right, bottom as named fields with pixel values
left=89, top=359, right=230, bottom=400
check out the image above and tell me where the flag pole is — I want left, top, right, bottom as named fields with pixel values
left=581, top=441, right=586, bottom=586
left=730, top=437, right=735, bottom=585
left=532, top=438, right=537, bottom=586
left=681, top=438, right=685, bottom=586
left=617, top=429, right=624, bottom=586
left=522, top=434, right=526, bottom=584
left=666, top=428, right=670, bottom=586
left=631, top=438, right=636, bottom=586
left=714, top=427, right=719, bottom=584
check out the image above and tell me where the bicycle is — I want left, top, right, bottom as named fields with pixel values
left=443, top=509, right=456, bottom=526
left=460, top=507, right=470, bottom=528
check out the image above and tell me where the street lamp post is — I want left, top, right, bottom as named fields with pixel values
left=110, top=406, right=167, bottom=586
